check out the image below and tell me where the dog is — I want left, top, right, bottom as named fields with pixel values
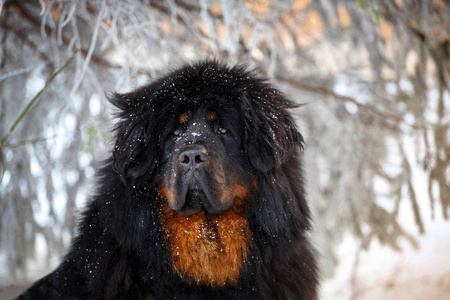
left=19, top=60, right=318, bottom=299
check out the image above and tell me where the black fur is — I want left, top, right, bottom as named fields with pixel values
left=19, top=61, right=318, bottom=300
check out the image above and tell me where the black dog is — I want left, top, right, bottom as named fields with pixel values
left=19, top=61, right=318, bottom=299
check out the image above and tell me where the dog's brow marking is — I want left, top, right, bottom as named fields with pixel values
left=179, top=112, right=188, bottom=123
left=207, top=111, right=217, bottom=120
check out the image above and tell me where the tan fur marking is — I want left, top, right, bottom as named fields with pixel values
left=213, top=168, right=226, bottom=186
left=178, top=112, right=188, bottom=123
left=217, top=173, right=250, bottom=207
left=207, top=111, right=217, bottom=121
left=159, top=175, right=177, bottom=210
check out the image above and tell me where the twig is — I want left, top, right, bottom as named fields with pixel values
left=0, top=68, right=32, bottom=82
left=2, top=137, right=47, bottom=149
left=69, top=0, right=105, bottom=98
left=0, top=154, right=5, bottom=183
left=350, top=236, right=370, bottom=300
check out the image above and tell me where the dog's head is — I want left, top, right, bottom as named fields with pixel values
left=110, top=61, right=302, bottom=212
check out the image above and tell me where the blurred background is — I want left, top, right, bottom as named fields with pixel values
left=0, top=0, right=449, bottom=299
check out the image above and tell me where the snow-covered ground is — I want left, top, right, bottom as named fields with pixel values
left=321, top=214, right=450, bottom=299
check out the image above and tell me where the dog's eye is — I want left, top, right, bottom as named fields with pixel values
left=208, top=112, right=217, bottom=121
left=217, top=127, right=228, bottom=135
left=173, top=129, right=181, bottom=136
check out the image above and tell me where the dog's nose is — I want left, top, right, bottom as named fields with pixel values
left=179, top=148, right=207, bottom=169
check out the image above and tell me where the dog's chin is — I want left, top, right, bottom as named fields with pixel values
left=177, top=206, right=203, bottom=217
left=175, top=184, right=231, bottom=217
left=176, top=185, right=207, bottom=217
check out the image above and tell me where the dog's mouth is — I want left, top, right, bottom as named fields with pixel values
left=178, top=183, right=207, bottom=216
left=162, top=144, right=243, bottom=217
left=167, top=167, right=232, bottom=217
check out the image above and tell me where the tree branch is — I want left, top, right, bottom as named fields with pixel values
left=275, top=74, right=422, bottom=131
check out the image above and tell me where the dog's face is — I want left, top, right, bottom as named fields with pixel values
left=152, top=103, right=258, bottom=287
left=158, top=106, right=254, bottom=217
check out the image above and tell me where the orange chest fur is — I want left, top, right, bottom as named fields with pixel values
left=159, top=206, right=252, bottom=287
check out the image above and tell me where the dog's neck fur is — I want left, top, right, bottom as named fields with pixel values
left=159, top=203, right=251, bottom=287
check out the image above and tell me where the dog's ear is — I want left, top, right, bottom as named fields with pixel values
left=246, top=116, right=277, bottom=173
left=243, top=89, right=303, bottom=173
left=109, top=91, right=157, bottom=183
